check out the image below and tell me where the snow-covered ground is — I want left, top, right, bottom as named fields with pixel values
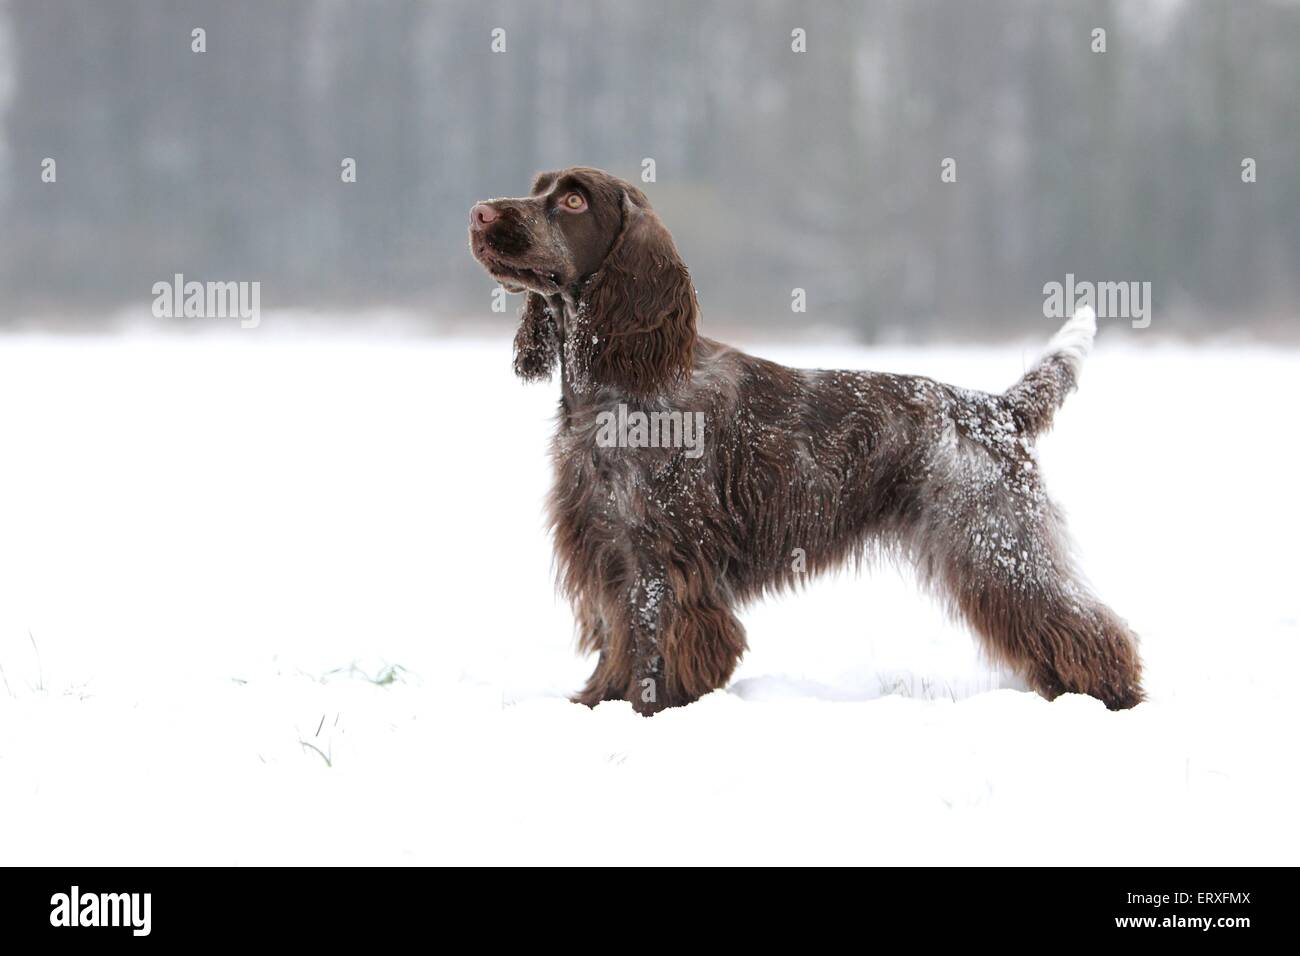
left=1, top=325, right=1296, bottom=865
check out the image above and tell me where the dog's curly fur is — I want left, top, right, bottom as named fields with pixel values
left=470, top=167, right=1144, bottom=715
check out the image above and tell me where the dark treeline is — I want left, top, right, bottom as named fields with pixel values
left=1, top=0, right=1296, bottom=337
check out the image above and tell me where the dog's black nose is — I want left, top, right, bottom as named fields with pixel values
left=470, top=203, right=499, bottom=230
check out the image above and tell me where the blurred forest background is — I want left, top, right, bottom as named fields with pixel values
left=0, top=0, right=1296, bottom=339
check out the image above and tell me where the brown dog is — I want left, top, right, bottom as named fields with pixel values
left=470, top=167, right=1143, bottom=715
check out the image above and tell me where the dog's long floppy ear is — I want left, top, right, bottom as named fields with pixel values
left=578, top=192, right=697, bottom=395
left=512, top=292, right=559, bottom=382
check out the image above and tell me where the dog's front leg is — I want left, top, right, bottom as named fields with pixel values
left=624, top=569, right=672, bottom=715
left=570, top=555, right=747, bottom=715
left=571, top=599, right=627, bottom=707
left=573, top=650, right=626, bottom=707
left=569, top=579, right=674, bottom=712
left=622, top=565, right=747, bottom=716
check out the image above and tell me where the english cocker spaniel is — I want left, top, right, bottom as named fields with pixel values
left=469, top=166, right=1143, bottom=715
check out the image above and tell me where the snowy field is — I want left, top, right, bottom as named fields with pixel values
left=1, top=324, right=1296, bottom=865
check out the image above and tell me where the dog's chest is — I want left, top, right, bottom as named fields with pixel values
left=551, top=408, right=710, bottom=539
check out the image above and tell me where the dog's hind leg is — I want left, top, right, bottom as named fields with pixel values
left=943, top=544, right=1145, bottom=710
left=915, top=394, right=1143, bottom=709
left=922, top=306, right=1143, bottom=709
left=914, top=462, right=1144, bottom=709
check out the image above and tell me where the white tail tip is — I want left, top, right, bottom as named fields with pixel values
left=1046, top=305, right=1096, bottom=375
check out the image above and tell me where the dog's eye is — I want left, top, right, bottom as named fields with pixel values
left=560, top=192, right=587, bottom=212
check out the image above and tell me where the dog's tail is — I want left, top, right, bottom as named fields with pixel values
left=1001, top=306, right=1096, bottom=437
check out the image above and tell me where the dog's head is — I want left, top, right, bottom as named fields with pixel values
left=469, top=167, right=696, bottom=394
